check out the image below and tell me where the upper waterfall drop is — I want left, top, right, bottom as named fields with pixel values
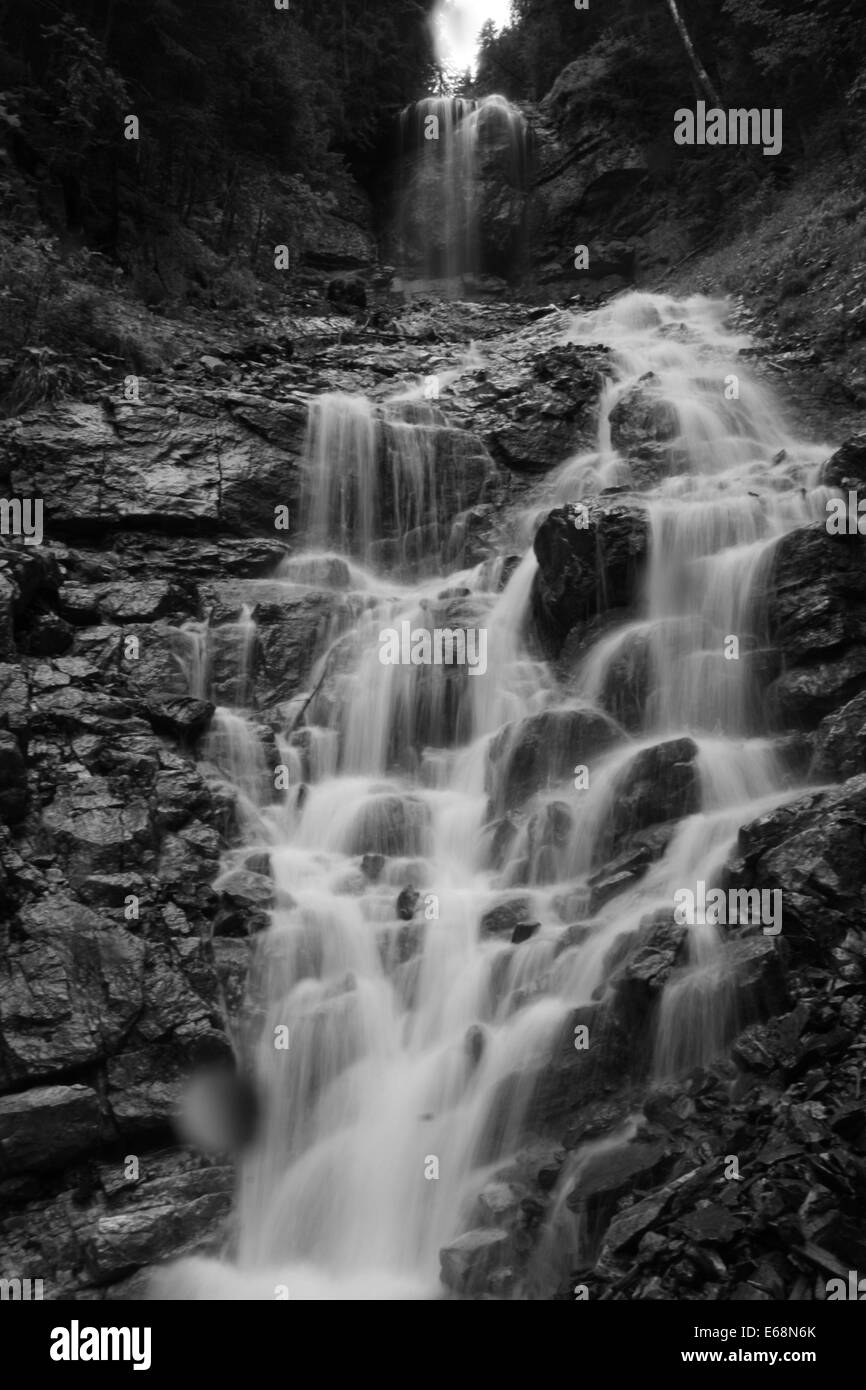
left=397, top=94, right=529, bottom=288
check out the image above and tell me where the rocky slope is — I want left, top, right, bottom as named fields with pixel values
left=1, top=288, right=865, bottom=1302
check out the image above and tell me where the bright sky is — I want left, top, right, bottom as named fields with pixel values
left=433, top=0, right=514, bottom=74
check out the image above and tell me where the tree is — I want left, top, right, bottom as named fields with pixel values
left=664, top=0, right=722, bottom=106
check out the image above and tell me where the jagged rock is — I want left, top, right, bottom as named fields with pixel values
left=0, top=896, right=146, bottom=1086
left=532, top=500, right=649, bottom=653
left=0, top=1085, right=102, bottom=1174
left=0, top=393, right=309, bottom=537
left=810, top=689, right=866, bottom=780
left=93, top=580, right=195, bottom=625
left=41, top=779, right=155, bottom=887
left=213, top=868, right=274, bottom=937
left=725, top=775, right=866, bottom=962
left=145, top=696, right=214, bottom=742
left=766, top=516, right=866, bottom=725
left=608, top=912, right=689, bottom=1015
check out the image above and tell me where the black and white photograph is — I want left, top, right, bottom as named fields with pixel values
left=0, top=0, right=864, bottom=1349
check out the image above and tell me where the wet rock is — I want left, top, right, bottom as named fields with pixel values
left=487, top=706, right=620, bottom=812
left=512, top=921, right=540, bottom=945
left=361, top=853, right=385, bottom=881
left=608, top=912, right=689, bottom=1017
left=532, top=499, right=649, bottom=654
left=0, top=896, right=146, bottom=1086
left=346, top=794, right=430, bottom=858
left=0, top=1085, right=102, bottom=1174
left=599, top=1186, right=674, bottom=1255
left=0, top=393, right=308, bottom=537
left=727, top=937, right=789, bottom=1019
left=519, top=799, right=570, bottom=884
left=252, top=592, right=335, bottom=705
left=41, top=779, right=155, bottom=887
left=439, top=1227, right=512, bottom=1296
left=810, top=688, right=866, bottom=780
left=766, top=519, right=866, bottom=725
left=81, top=1157, right=234, bottom=1284
left=377, top=920, right=426, bottom=970
left=213, top=868, right=274, bottom=937
left=396, top=885, right=420, bottom=921
left=600, top=737, right=700, bottom=855
left=526, top=1003, right=636, bottom=1127
left=145, top=697, right=214, bottom=743
left=481, top=896, right=532, bottom=939
left=94, top=580, right=195, bottom=625
left=820, top=434, right=866, bottom=492
left=725, top=775, right=866, bottom=962
left=566, top=1137, right=672, bottom=1225
left=608, top=373, right=679, bottom=457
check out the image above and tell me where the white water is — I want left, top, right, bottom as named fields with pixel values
left=162, top=292, right=832, bottom=1300
left=398, top=94, right=527, bottom=286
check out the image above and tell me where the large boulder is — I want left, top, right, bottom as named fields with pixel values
left=598, top=736, right=700, bottom=858
left=532, top=499, right=649, bottom=654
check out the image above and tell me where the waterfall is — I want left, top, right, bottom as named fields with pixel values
left=398, top=95, right=528, bottom=286
left=162, top=291, right=832, bottom=1301
left=298, top=391, right=494, bottom=572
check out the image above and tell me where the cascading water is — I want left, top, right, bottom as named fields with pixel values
left=398, top=95, right=528, bottom=286
left=162, top=291, right=834, bottom=1300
